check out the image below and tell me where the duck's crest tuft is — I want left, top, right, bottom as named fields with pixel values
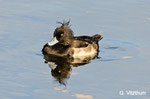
left=57, top=20, right=71, bottom=27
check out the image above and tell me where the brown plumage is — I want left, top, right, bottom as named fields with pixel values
left=42, top=21, right=103, bottom=59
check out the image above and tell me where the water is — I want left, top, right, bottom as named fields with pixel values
left=0, top=0, right=150, bottom=99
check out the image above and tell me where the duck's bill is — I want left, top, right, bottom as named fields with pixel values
left=48, top=37, right=59, bottom=46
left=47, top=62, right=57, bottom=70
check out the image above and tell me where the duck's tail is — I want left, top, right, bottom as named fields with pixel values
left=92, top=34, right=103, bottom=42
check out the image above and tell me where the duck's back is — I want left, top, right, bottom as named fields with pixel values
left=74, top=34, right=103, bottom=43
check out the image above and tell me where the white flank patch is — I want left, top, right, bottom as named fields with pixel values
left=72, top=46, right=97, bottom=58
left=48, top=37, right=59, bottom=46
left=47, top=62, right=57, bottom=70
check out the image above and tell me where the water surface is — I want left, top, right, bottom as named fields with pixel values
left=0, top=0, right=150, bottom=99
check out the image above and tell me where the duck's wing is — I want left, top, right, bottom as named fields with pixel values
left=73, top=36, right=93, bottom=44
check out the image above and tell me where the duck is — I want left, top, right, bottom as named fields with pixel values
left=42, top=21, right=103, bottom=59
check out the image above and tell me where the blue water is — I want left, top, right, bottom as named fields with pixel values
left=0, top=0, right=150, bottom=99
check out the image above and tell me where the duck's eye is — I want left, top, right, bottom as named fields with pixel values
left=60, top=33, right=64, bottom=36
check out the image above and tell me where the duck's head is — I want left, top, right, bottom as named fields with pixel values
left=48, top=21, right=73, bottom=46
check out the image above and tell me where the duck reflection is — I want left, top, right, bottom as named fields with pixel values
left=43, top=54, right=98, bottom=85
